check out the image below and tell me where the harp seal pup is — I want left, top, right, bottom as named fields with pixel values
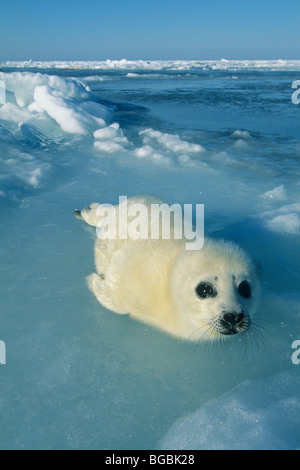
left=75, top=196, right=259, bottom=342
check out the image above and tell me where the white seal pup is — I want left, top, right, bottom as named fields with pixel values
left=75, top=196, right=259, bottom=342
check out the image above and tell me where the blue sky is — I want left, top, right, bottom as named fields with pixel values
left=1, top=0, right=299, bottom=61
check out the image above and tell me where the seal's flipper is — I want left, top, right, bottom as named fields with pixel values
left=74, top=203, right=101, bottom=227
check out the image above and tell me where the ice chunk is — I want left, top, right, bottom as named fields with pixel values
left=93, top=123, right=128, bottom=144
left=262, top=185, right=286, bottom=201
left=232, top=139, right=251, bottom=151
left=0, top=72, right=113, bottom=136
left=0, top=71, right=90, bottom=108
left=266, top=214, right=300, bottom=234
left=93, top=123, right=120, bottom=140
left=134, top=145, right=155, bottom=158
left=140, top=128, right=203, bottom=154
left=33, top=86, right=107, bottom=135
left=93, top=123, right=129, bottom=153
left=159, top=370, right=300, bottom=450
left=27, top=167, right=42, bottom=186
left=230, top=130, right=251, bottom=140
left=259, top=203, right=300, bottom=235
left=94, top=140, right=124, bottom=153
left=0, top=102, right=32, bottom=124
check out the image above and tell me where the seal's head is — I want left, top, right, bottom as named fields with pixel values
left=171, top=240, right=259, bottom=341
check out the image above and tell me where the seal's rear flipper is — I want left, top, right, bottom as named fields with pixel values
left=73, top=203, right=101, bottom=226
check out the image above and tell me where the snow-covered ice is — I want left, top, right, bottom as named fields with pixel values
left=0, top=63, right=299, bottom=449
left=159, top=370, right=300, bottom=450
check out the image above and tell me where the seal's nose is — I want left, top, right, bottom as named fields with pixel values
left=220, top=312, right=248, bottom=335
left=222, top=312, right=245, bottom=327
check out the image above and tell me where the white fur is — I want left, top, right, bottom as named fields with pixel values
left=77, top=196, right=259, bottom=342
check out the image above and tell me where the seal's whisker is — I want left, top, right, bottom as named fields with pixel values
left=191, top=324, right=227, bottom=361
left=239, top=332, right=251, bottom=360
left=248, top=329, right=262, bottom=352
left=252, top=324, right=268, bottom=346
left=246, top=329, right=257, bottom=358
left=251, top=321, right=272, bottom=338
left=189, top=324, right=214, bottom=354
left=246, top=323, right=268, bottom=352
left=189, top=324, right=210, bottom=343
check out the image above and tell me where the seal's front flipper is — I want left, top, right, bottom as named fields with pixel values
left=87, top=273, right=128, bottom=314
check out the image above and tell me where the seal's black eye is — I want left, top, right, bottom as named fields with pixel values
left=195, top=282, right=217, bottom=299
left=238, top=281, right=252, bottom=299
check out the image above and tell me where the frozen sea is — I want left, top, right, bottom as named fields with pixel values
left=0, top=60, right=300, bottom=450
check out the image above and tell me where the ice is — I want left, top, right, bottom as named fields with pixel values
left=133, top=144, right=170, bottom=164
left=140, top=128, right=204, bottom=154
left=260, top=203, right=300, bottom=235
left=92, top=125, right=206, bottom=165
left=93, top=123, right=121, bottom=140
left=134, top=145, right=155, bottom=158
left=0, top=123, right=49, bottom=199
left=1, top=72, right=91, bottom=106
left=0, top=79, right=5, bottom=105
left=93, top=123, right=129, bottom=153
left=0, top=64, right=299, bottom=449
left=34, top=85, right=108, bottom=135
left=266, top=214, right=300, bottom=235
left=159, top=370, right=300, bottom=450
left=0, top=72, right=116, bottom=197
left=230, top=130, right=251, bottom=140
left=2, top=59, right=300, bottom=72
left=262, top=185, right=286, bottom=201
left=135, top=128, right=205, bottom=166
left=0, top=102, right=32, bottom=123
left=94, top=140, right=125, bottom=153
left=232, top=139, right=251, bottom=151
left=0, top=72, right=113, bottom=136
